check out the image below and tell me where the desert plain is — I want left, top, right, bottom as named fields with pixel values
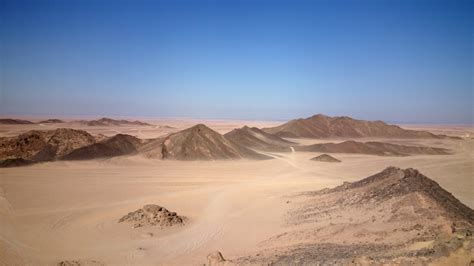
left=0, top=118, right=473, bottom=265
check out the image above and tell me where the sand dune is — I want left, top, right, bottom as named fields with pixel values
left=263, top=114, right=445, bottom=139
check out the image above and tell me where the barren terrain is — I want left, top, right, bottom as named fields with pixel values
left=0, top=119, right=472, bottom=265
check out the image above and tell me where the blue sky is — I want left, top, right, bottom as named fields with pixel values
left=1, top=0, right=472, bottom=123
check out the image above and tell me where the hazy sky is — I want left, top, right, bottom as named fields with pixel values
left=1, top=0, right=472, bottom=123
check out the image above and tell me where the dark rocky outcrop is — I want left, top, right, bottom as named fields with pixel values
left=0, top=128, right=96, bottom=162
left=119, top=204, right=185, bottom=228
left=142, top=124, right=271, bottom=160
left=234, top=167, right=473, bottom=265
left=310, top=154, right=341, bottom=163
left=296, top=140, right=450, bottom=156
left=263, top=114, right=446, bottom=139
left=62, top=134, right=141, bottom=160
left=0, top=158, right=35, bottom=168
left=77, top=118, right=151, bottom=126
left=0, top=119, right=34, bottom=125
left=38, top=119, right=65, bottom=124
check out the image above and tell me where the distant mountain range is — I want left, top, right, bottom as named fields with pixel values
left=0, top=114, right=461, bottom=167
left=0, top=119, right=35, bottom=125
left=0, top=117, right=152, bottom=126
left=75, top=117, right=152, bottom=126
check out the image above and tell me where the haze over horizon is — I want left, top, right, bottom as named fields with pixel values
left=1, top=0, right=472, bottom=124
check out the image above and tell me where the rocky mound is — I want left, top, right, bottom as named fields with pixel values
left=296, top=140, right=450, bottom=156
left=119, top=204, right=185, bottom=228
left=62, top=134, right=141, bottom=160
left=0, top=118, right=34, bottom=125
left=310, top=154, right=341, bottom=163
left=0, top=128, right=96, bottom=162
left=263, top=114, right=444, bottom=139
left=38, top=119, right=65, bottom=123
left=77, top=117, right=151, bottom=126
left=144, top=124, right=271, bottom=160
left=224, top=126, right=295, bottom=152
left=313, top=167, right=474, bottom=222
left=236, top=167, right=473, bottom=264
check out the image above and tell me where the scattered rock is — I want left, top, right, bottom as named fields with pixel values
left=57, top=259, right=104, bottom=266
left=352, top=255, right=374, bottom=265
left=118, top=204, right=185, bottom=228
left=207, top=251, right=234, bottom=265
left=140, top=232, right=154, bottom=238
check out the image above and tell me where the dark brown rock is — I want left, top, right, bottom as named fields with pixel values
left=263, top=114, right=447, bottom=139
left=119, top=204, right=185, bottom=228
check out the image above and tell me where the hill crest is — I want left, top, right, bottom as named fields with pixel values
left=160, top=124, right=270, bottom=160
left=224, top=126, right=294, bottom=152
left=263, top=114, right=444, bottom=139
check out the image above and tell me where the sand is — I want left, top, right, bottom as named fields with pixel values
left=0, top=120, right=472, bottom=265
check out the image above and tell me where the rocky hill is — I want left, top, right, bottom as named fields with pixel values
left=142, top=124, right=271, bottom=160
left=0, top=128, right=96, bottom=162
left=235, top=167, right=473, bottom=264
left=310, top=154, right=341, bottom=163
left=62, top=134, right=141, bottom=160
left=296, top=140, right=450, bottom=156
left=311, top=167, right=473, bottom=222
left=0, top=119, right=34, bottom=125
left=224, top=126, right=295, bottom=152
left=38, top=119, right=65, bottom=124
left=263, top=114, right=443, bottom=139
left=0, top=158, right=35, bottom=168
left=77, top=117, right=151, bottom=126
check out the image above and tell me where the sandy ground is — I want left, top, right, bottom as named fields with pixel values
left=0, top=120, right=472, bottom=265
